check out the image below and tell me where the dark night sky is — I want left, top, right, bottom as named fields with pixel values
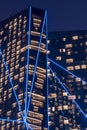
left=0, top=0, right=87, bottom=31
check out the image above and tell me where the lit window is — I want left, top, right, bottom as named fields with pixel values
left=81, top=65, right=86, bottom=69
left=75, top=78, right=81, bottom=82
left=47, top=40, right=50, bottom=44
left=84, top=99, right=87, bottom=103
left=63, top=105, right=68, bottom=110
left=63, top=92, right=67, bottom=96
left=64, top=120, right=69, bottom=124
left=58, top=106, right=62, bottom=110
left=0, top=39, right=2, bottom=44
left=49, top=93, right=57, bottom=99
left=78, top=95, right=81, bottom=99
left=67, top=51, right=71, bottom=55
left=14, top=22, right=17, bottom=26
left=19, top=77, right=24, bottom=82
left=59, top=49, right=65, bottom=53
left=56, top=56, right=61, bottom=61
left=68, top=95, right=76, bottom=100
left=4, top=36, right=7, bottom=41
left=65, top=44, right=72, bottom=48
left=72, top=35, right=78, bottom=40
left=75, top=65, right=80, bottom=70
left=82, top=81, right=86, bottom=85
left=66, top=58, right=73, bottom=63
left=63, top=49, right=65, bottom=52
left=52, top=107, right=55, bottom=112
left=67, top=66, right=74, bottom=70
left=14, top=74, right=19, bottom=80
left=62, top=37, right=66, bottom=41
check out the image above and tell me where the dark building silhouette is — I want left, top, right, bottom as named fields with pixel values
left=48, top=31, right=87, bottom=130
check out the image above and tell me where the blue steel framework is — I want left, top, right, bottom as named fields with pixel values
left=0, top=7, right=48, bottom=130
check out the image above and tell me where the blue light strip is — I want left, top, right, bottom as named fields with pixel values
left=0, top=49, right=24, bottom=121
left=48, top=66, right=87, bottom=119
left=0, top=118, right=24, bottom=123
left=25, top=6, right=32, bottom=119
left=25, top=122, right=33, bottom=130
left=48, top=58, right=87, bottom=85
left=26, top=11, right=47, bottom=118
left=45, top=11, right=49, bottom=130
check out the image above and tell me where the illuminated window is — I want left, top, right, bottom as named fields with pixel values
left=19, top=77, right=24, bottom=82
left=47, top=40, right=50, bottom=44
left=59, top=49, right=65, bottom=53
left=49, top=93, right=57, bottom=99
left=81, top=64, right=86, bottom=69
left=75, top=78, right=81, bottom=82
left=78, top=95, right=81, bottom=99
left=63, top=105, right=68, bottom=110
left=64, top=120, right=69, bottom=124
left=14, top=74, right=19, bottom=80
left=62, top=37, right=66, bottom=41
left=63, top=49, right=65, bottom=52
left=63, top=92, right=67, bottom=96
left=58, top=106, right=62, bottom=110
left=82, top=81, right=86, bottom=85
left=67, top=66, right=74, bottom=70
left=56, top=56, right=61, bottom=61
left=65, top=44, right=72, bottom=48
left=0, top=39, right=2, bottom=44
left=68, top=95, right=76, bottom=100
left=84, top=99, right=87, bottom=103
left=75, top=65, right=80, bottom=70
left=67, top=51, right=71, bottom=55
left=52, top=107, right=55, bottom=112
left=66, top=58, right=73, bottom=63
left=72, top=35, right=78, bottom=40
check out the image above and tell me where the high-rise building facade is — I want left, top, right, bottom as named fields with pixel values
left=48, top=31, right=87, bottom=130
left=0, top=7, right=48, bottom=130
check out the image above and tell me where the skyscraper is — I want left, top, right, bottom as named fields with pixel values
left=48, top=31, right=87, bottom=130
left=0, top=7, right=48, bottom=130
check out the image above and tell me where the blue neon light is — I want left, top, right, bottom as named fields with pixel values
left=48, top=65, right=87, bottom=119
left=25, top=122, right=33, bottom=130
left=26, top=11, right=47, bottom=117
